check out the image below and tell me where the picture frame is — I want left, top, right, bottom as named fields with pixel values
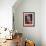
left=23, top=12, right=35, bottom=27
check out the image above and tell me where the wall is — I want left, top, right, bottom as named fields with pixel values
left=41, top=0, right=46, bottom=46
left=13, top=0, right=41, bottom=46
left=0, top=0, right=16, bottom=30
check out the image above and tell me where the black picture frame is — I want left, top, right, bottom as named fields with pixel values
left=23, top=12, right=35, bottom=27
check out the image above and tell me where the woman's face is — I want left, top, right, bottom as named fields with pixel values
left=27, top=16, right=31, bottom=21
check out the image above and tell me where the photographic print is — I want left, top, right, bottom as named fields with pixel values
left=23, top=12, right=35, bottom=27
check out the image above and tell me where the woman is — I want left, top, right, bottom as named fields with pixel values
left=25, top=14, right=32, bottom=24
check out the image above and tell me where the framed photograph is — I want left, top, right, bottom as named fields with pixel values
left=23, top=12, right=35, bottom=27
